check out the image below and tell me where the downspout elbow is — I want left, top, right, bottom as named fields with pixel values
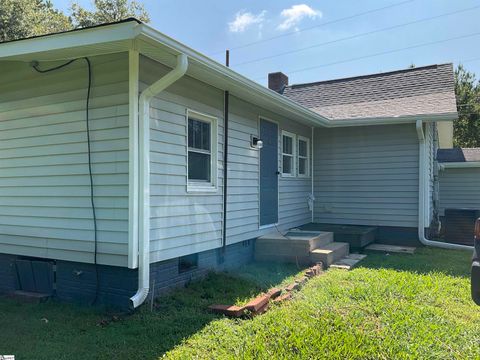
left=130, top=53, right=189, bottom=309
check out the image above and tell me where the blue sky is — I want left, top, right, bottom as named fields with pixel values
left=53, top=0, right=480, bottom=86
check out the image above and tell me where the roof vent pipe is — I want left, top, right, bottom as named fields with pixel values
left=130, top=53, right=189, bottom=309
left=416, top=120, right=473, bottom=251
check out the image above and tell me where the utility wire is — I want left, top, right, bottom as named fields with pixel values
left=233, top=4, right=480, bottom=68
left=209, top=0, right=415, bottom=56
left=461, top=56, right=480, bottom=64
left=252, top=31, right=480, bottom=80
left=33, top=58, right=99, bottom=305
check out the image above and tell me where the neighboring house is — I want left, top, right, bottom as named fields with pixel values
left=437, top=148, right=480, bottom=245
left=0, top=19, right=460, bottom=308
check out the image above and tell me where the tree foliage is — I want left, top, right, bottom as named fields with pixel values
left=0, top=0, right=149, bottom=42
left=454, top=65, right=480, bottom=148
left=0, top=0, right=71, bottom=42
left=71, top=0, right=150, bottom=28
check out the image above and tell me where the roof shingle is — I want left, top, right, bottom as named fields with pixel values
left=282, top=64, right=457, bottom=121
left=437, top=148, right=480, bottom=163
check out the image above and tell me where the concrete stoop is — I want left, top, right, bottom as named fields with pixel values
left=255, top=230, right=363, bottom=268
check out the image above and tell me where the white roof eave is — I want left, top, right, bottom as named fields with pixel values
left=327, top=112, right=458, bottom=127
left=136, top=24, right=331, bottom=127
left=0, top=21, right=458, bottom=129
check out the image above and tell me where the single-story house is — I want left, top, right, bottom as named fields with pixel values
left=0, top=18, right=470, bottom=309
left=437, top=148, right=480, bottom=245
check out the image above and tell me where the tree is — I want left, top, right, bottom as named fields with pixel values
left=71, top=0, right=150, bottom=28
left=0, top=0, right=150, bottom=42
left=454, top=65, right=480, bottom=148
left=0, top=0, right=71, bottom=42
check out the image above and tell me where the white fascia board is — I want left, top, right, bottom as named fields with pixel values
left=136, top=24, right=330, bottom=127
left=0, top=21, right=137, bottom=60
left=439, top=161, right=480, bottom=169
left=328, top=112, right=458, bottom=128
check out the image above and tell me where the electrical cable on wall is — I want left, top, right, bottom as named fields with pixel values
left=32, top=57, right=99, bottom=305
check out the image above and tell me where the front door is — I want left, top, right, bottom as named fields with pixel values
left=259, top=118, right=279, bottom=226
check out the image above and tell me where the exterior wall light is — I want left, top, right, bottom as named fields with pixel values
left=251, top=136, right=263, bottom=149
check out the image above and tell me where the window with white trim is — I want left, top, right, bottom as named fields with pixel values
left=281, top=131, right=296, bottom=176
left=298, top=136, right=310, bottom=177
left=187, top=110, right=217, bottom=191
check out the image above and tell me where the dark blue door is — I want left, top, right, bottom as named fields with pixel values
left=260, top=119, right=278, bottom=226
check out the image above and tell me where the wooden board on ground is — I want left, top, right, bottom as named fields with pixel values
left=365, top=243, right=416, bottom=254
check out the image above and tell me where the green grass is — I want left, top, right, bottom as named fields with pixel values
left=1, top=248, right=479, bottom=359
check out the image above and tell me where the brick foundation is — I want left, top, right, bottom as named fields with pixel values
left=0, top=240, right=255, bottom=310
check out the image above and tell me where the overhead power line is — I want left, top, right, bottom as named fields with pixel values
left=253, top=31, right=480, bottom=80
left=209, top=0, right=415, bottom=56
left=233, top=5, right=480, bottom=68
left=461, top=56, right=480, bottom=64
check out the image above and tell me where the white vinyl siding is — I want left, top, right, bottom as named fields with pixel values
left=141, top=54, right=313, bottom=261
left=0, top=53, right=130, bottom=266
left=439, top=167, right=480, bottom=215
left=140, top=56, right=224, bottom=263
left=313, top=124, right=419, bottom=228
left=228, top=96, right=313, bottom=240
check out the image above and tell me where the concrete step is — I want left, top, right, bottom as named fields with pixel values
left=255, top=231, right=333, bottom=265
left=330, top=253, right=367, bottom=270
left=310, top=242, right=350, bottom=267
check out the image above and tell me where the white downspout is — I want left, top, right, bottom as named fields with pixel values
left=130, top=54, right=189, bottom=308
left=416, top=120, right=472, bottom=251
left=310, top=126, right=315, bottom=222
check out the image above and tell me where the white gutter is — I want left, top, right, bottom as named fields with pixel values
left=439, top=161, right=480, bottom=170
left=130, top=53, right=189, bottom=309
left=310, top=126, right=315, bottom=222
left=416, top=120, right=473, bottom=251
left=329, top=112, right=457, bottom=128
left=136, top=25, right=332, bottom=128
left=0, top=20, right=459, bottom=131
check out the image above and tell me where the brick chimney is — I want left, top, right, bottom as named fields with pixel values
left=268, top=72, right=288, bottom=93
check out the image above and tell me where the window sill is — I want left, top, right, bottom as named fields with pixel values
left=187, top=184, right=218, bottom=193
left=281, top=173, right=296, bottom=178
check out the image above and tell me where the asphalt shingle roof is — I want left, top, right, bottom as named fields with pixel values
left=437, top=148, right=480, bottom=163
left=282, top=63, right=457, bottom=121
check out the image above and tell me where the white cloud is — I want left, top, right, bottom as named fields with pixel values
left=277, top=4, right=321, bottom=31
left=229, top=10, right=266, bottom=33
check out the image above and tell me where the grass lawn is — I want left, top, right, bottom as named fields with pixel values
left=1, top=247, right=479, bottom=359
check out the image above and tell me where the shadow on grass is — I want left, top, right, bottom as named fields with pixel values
left=357, top=246, right=473, bottom=278
left=0, top=261, right=304, bottom=360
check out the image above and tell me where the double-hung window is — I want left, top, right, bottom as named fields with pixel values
left=187, top=110, right=217, bottom=191
left=297, top=136, right=310, bottom=177
left=281, top=131, right=296, bottom=177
